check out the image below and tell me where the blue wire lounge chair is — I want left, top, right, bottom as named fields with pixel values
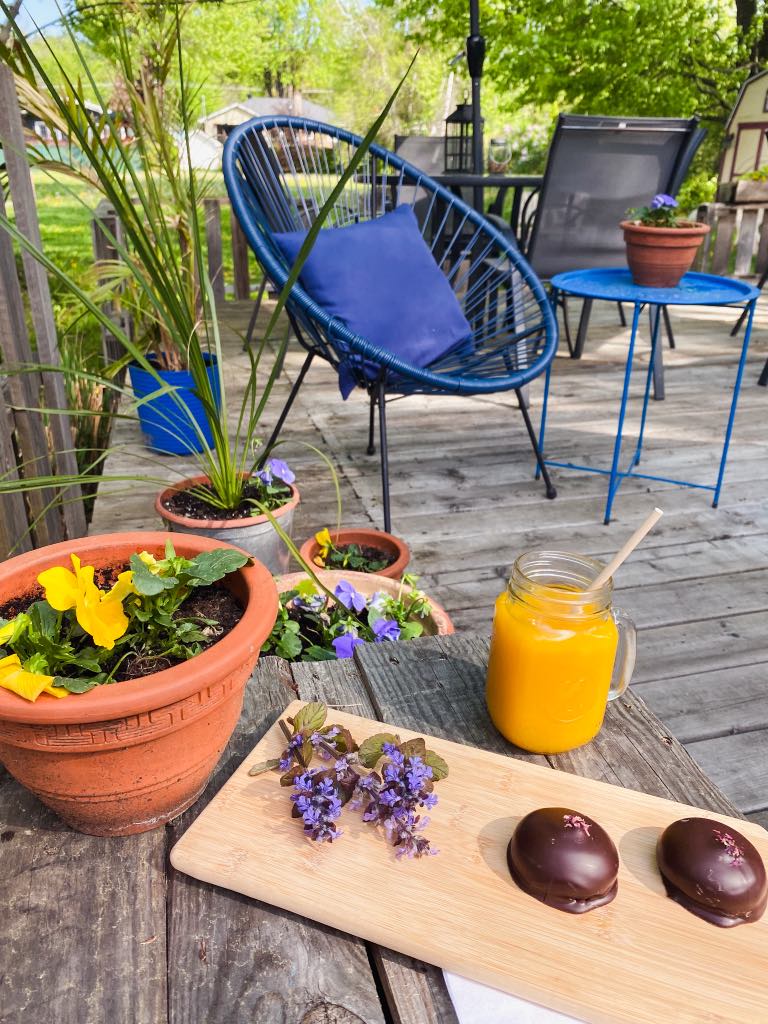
left=223, top=117, right=558, bottom=531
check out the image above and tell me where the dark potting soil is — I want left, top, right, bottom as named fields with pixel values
left=0, top=576, right=243, bottom=683
left=324, top=544, right=395, bottom=572
left=163, top=481, right=292, bottom=521
left=342, top=544, right=395, bottom=568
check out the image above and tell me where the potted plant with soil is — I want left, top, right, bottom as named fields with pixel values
left=0, top=532, right=278, bottom=836
left=620, top=193, right=710, bottom=288
left=0, top=10, right=414, bottom=570
left=299, top=526, right=410, bottom=580
left=263, top=570, right=453, bottom=662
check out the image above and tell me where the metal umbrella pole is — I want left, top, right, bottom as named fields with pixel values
left=467, top=0, right=486, bottom=211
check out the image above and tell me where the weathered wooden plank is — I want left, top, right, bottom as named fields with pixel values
left=0, top=383, right=33, bottom=558
left=635, top=662, right=768, bottom=742
left=710, top=206, right=737, bottom=275
left=0, top=191, right=63, bottom=548
left=230, top=211, right=250, bottom=301
left=756, top=209, right=768, bottom=274
left=686, top=729, right=768, bottom=814
left=734, top=207, right=759, bottom=276
left=91, top=199, right=131, bottom=372
left=0, top=62, right=85, bottom=540
left=167, top=658, right=385, bottom=1024
left=291, top=656, right=458, bottom=1024
left=0, top=784, right=167, bottom=1024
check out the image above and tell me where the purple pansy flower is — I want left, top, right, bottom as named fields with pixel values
left=372, top=617, right=401, bottom=643
left=334, top=580, right=367, bottom=613
left=650, top=193, right=677, bottom=210
left=332, top=630, right=365, bottom=659
left=255, top=457, right=295, bottom=486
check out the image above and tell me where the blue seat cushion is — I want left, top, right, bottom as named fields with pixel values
left=273, top=204, right=472, bottom=396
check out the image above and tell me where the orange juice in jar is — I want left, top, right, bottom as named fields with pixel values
left=486, top=551, right=636, bottom=754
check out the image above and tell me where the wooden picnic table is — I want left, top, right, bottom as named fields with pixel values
left=0, top=633, right=747, bottom=1024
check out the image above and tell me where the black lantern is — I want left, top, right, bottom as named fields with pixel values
left=444, top=101, right=481, bottom=173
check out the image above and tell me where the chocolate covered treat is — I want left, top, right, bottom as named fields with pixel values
left=507, top=807, right=619, bottom=913
left=657, top=817, right=767, bottom=927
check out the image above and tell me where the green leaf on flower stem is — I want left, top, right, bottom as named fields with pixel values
left=293, top=702, right=327, bottom=733
left=165, top=539, right=176, bottom=561
left=275, top=631, right=303, bottom=660
left=326, top=725, right=358, bottom=754
left=248, top=757, right=280, bottom=776
left=424, top=749, right=449, bottom=781
left=280, top=765, right=304, bottom=787
left=130, top=555, right=177, bottom=595
left=398, top=621, right=424, bottom=641
left=28, top=601, right=57, bottom=638
left=302, top=645, right=336, bottom=661
left=53, top=676, right=100, bottom=693
left=357, top=732, right=399, bottom=769
left=399, top=737, right=427, bottom=758
left=185, top=549, right=249, bottom=585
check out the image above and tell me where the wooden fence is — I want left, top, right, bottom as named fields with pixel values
left=693, top=202, right=768, bottom=278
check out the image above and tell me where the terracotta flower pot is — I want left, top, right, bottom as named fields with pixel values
left=276, top=568, right=454, bottom=637
left=620, top=220, right=711, bottom=289
left=0, top=532, right=278, bottom=836
left=156, top=475, right=300, bottom=574
left=298, top=527, right=410, bottom=580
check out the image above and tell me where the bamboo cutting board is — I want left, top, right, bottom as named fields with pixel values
left=171, top=702, right=768, bottom=1024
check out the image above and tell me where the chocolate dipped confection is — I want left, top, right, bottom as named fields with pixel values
left=657, top=817, right=767, bottom=928
left=507, top=807, right=619, bottom=913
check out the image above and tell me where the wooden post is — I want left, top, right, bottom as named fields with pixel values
left=91, top=199, right=131, bottom=373
left=710, top=205, right=737, bottom=276
left=230, top=210, right=250, bottom=301
left=0, top=382, right=34, bottom=559
left=0, top=192, right=64, bottom=549
left=734, top=207, right=759, bottom=277
left=204, top=198, right=225, bottom=305
left=0, top=62, right=86, bottom=541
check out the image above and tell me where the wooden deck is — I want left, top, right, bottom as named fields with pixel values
left=89, top=295, right=768, bottom=832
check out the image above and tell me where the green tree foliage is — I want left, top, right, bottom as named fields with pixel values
left=379, top=0, right=768, bottom=154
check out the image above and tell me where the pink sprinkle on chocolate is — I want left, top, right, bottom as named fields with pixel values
left=563, top=814, right=592, bottom=837
left=713, top=829, right=744, bottom=864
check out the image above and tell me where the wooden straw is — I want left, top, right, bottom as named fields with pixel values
left=591, top=507, right=664, bottom=590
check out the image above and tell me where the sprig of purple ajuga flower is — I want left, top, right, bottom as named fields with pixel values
left=256, top=704, right=449, bottom=860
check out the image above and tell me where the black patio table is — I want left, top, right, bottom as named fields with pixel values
left=433, top=172, right=542, bottom=237
left=0, top=633, right=744, bottom=1024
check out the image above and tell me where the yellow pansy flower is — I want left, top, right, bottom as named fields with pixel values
left=0, top=654, right=68, bottom=702
left=138, top=551, right=162, bottom=574
left=0, top=620, right=16, bottom=643
left=38, top=555, right=133, bottom=650
left=314, top=528, right=333, bottom=563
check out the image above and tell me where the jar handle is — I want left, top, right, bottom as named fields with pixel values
left=608, top=607, right=636, bottom=701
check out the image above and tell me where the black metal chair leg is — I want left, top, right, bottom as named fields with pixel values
left=759, top=358, right=768, bottom=387
left=243, top=277, right=267, bottom=350
left=617, top=301, right=627, bottom=327
left=367, top=390, right=376, bottom=455
left=573, top=298, right=594, bottom=359
left=515, top=388, right=556, bottom=499
left=662, top=304, right=675, bottom=349
left=733, top=264, right=768, bottom=335
left=377, top=379, right=392, bottom=532
left=561, top=293, right=574, bottom=355
left=260, top=351, right=314, bottom=462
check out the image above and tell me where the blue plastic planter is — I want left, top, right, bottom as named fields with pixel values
left=129, top=354, right=221, bottom=455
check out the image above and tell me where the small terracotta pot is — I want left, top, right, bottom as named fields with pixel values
left=156, top=475, right=300, bottom=574
left=0, top=532, right=278, bottom=836
left=298, top=528, right=410, bottom=580
left=276, top=568, right=454, bottom=638
left=620, top=220, right=710, bottom=288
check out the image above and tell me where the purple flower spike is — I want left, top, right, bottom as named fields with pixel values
left=650, top=193, right=677, bottom=210
left=334, top=580, right=367, bottom=613
left=255, top=457, right=295, bottom=486
left=372, top=617, right=401, bottom=643
left=332, top=630, right=365, bottom=659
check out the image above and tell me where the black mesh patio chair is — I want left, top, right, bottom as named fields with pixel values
left=521, top=115, right=706, bottom=368
left=223, top=117, right=559, bottom=532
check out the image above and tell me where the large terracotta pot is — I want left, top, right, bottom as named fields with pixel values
left=0, top=532, right=278, bottom=836
left=298, top=527, right=410, bottom=580
left=620, top=220, right=710, bottom=288
left=156, top=475, right=300, bottom=574
left=276, top=568, right=454, bottom=638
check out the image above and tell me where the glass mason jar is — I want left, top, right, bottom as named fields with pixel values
left=488, top=136, right=512, bottom=173
left=485, top=550, right=636, bottom=754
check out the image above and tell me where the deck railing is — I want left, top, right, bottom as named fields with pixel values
left=693, top=202, right=768, bottom=278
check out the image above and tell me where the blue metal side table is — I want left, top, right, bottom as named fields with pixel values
left=539, top=269, right=760, bottom=524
